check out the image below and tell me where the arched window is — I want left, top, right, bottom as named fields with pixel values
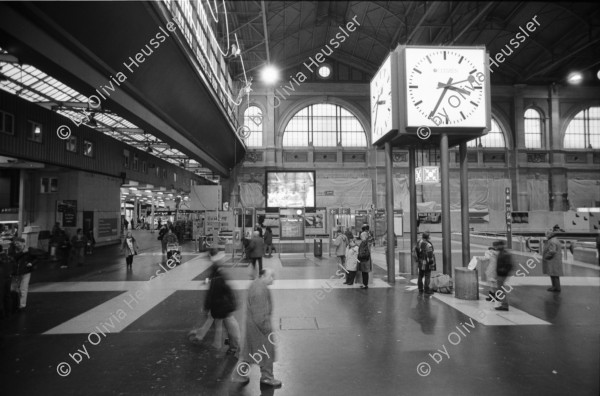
left=564, top=107, right=600, bottom=149
left=524, top=109, right=543, bottom=148
left=467, top=118, right=506, bottom=148
left=243, top=106, right=263, bottom=147
left=283, top=103, right=367, bottom=147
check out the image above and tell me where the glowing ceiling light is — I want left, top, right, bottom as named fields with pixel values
left=260, top=64, right=279, bottom=85
left=567, top=72, right=583, bottom=84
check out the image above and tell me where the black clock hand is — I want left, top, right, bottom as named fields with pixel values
left=429, top=78, right=453, bottom=119
left=444, top=86, right=471, bottom=96
left=437, top=75, right=476, bottom=89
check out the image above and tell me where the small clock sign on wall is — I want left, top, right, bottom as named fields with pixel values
left=404, top=47, right=489, bottom=129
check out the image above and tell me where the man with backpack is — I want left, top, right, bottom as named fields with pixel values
left=494, top=240, right=514, bottom=311
left=414, top=231, right=436, bottom=295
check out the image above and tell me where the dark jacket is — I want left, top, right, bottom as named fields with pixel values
left=71, top=234, right=88, bottom=249
left=204, top=266, right=237, bottom=319
left=11, top=250, right=35, bottom=276
left=495, top=248, right=514, bottom=277
left=415, top=239, right=435, bottom=271
left=263, top=229, right=273, bottom=245
left=247, top=236, right=265, bottom=258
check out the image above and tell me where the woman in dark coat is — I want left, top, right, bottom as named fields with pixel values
left=357, top=232, right=372, bottom=289
left=263, top=226, right=274, bottom=258
left=204, top=250, right=240, bottom=355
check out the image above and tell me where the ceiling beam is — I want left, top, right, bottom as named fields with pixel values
left=407, top=1, right=443, bottom=45
left=524, top=36, right=600, bottom=81
left=448, top=2, right=496, bottom=45
left=260, top=0, right=270, bottom=65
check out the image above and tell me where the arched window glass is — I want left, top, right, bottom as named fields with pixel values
left=564, top=107, right=600, bottom=149
left=283, top=104, right=367, bottom=147
left=243, top=106, right=263, bottom=147
left=467, top=118, right=506, bottom=148
left=524, top=109, right=543, bottom=148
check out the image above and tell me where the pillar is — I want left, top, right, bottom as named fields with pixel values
left=384, top=142, right=395, bottom=283
left=440, top=134, right=451, bottom=275
left=459, top=142, right=470, bottom=267
left=409, top=147, right=418, bottom=275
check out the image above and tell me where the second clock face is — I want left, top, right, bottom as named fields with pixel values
left=406, top=48, right=486, bottom=127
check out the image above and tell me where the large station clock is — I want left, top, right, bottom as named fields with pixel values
left=405, top=47, right=488, bottom=128
left=370, top=53, right=395, bottom=144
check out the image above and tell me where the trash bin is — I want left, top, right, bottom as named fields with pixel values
left=454, top=267, right=479, bottom=300
left=314, top=239, right=322, bottom=257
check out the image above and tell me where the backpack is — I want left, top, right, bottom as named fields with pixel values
left=496, top=249, right=514, bottom=277
left=430, top=273, right=453, bottom=293
left=358, top=240, right=370, bottom=261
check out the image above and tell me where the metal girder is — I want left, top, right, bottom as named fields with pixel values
left=406, top=1, right=443, bottom=45
left=524, top=36, right=600, bottom=81
left=390, top=2, right=417, bottom=47
left=260, top=1, right=270, bottom=65
left=231, top=14, right=262, bottom=35
left=448, top=2, right=496, bottom=45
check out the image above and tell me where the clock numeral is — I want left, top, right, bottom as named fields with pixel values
left=414, top=100, right=423, bottom=106
left=426, top=56, right=432, bottom=64
left=413, top=68, right=422, bottom=74
left=470, top=101, right=479, bottom=107
left=460, top=111, right=466, bottom=120
left=409, top=85, right=418, bottom=88
left=469, top=69, right=477, bottom=74
left=458, top=56, right=464, bottom=64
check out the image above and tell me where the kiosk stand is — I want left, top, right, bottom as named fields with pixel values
left=278, top=208, right=306, bottom=258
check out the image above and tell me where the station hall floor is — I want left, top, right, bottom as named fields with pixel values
left=1, top=230, right=598, bottom=396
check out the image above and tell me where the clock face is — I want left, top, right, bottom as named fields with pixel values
left=370, top=54, right=393, bottom=143
left=406, top=48, right=487, bottom=127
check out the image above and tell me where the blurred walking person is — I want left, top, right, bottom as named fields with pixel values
left=71, top=228, right=88, bottom=267
left=494, top=241, right=514, bottom=311
left=232, top=269, right=282, bottom=388
left=203, top=249, right=240, bottom=356
left=247, top=231, right=264, bottom=277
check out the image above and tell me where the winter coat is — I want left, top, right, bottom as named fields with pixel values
left=333, top=234, right=348, bottom=257
left=415, top=239, right=435, bottom=271
left=122, top=237, right=139, bottom=256
left=345, top=245, right=359, bottom=271
left=71, top=234, right=88, bottom=249
left=357, top=240, right=372, bottom=272
left=247, top=236, right=265, bottom=258
left=263, top=230, right=273, bottom=245
left=241, top=279, right=275, bottom=362
left=542, top=236, right=563, bottom=276
left=10, top=250, right=35, bottom=276
left=204, top=267, right=237, bottom=319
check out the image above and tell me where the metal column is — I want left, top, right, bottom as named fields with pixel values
left=409, top=147, right=418, bottom=275
left=459, top=142, right=470, bottom=266
left=384, top=142, right=395, bottom=283
left=440, top=134, right=452, bottom=275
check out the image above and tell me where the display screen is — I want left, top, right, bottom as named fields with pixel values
left=266, top=171, right=315, bottom=208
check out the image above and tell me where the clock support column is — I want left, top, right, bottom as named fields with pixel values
left=384, top=142, right=395, bottom=283
left=459, top=142, right=471, bottom=266
left=409, top=147, right=418, bottom=275
left=440, top=134, right=452, bottom=274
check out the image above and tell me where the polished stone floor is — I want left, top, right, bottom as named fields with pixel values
left=1, top=230, right=598, bottom=396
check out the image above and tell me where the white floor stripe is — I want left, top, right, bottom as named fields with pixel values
left=433, top=293, right=551, bottom=326
left=42, top=256, right=213, bottom=335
